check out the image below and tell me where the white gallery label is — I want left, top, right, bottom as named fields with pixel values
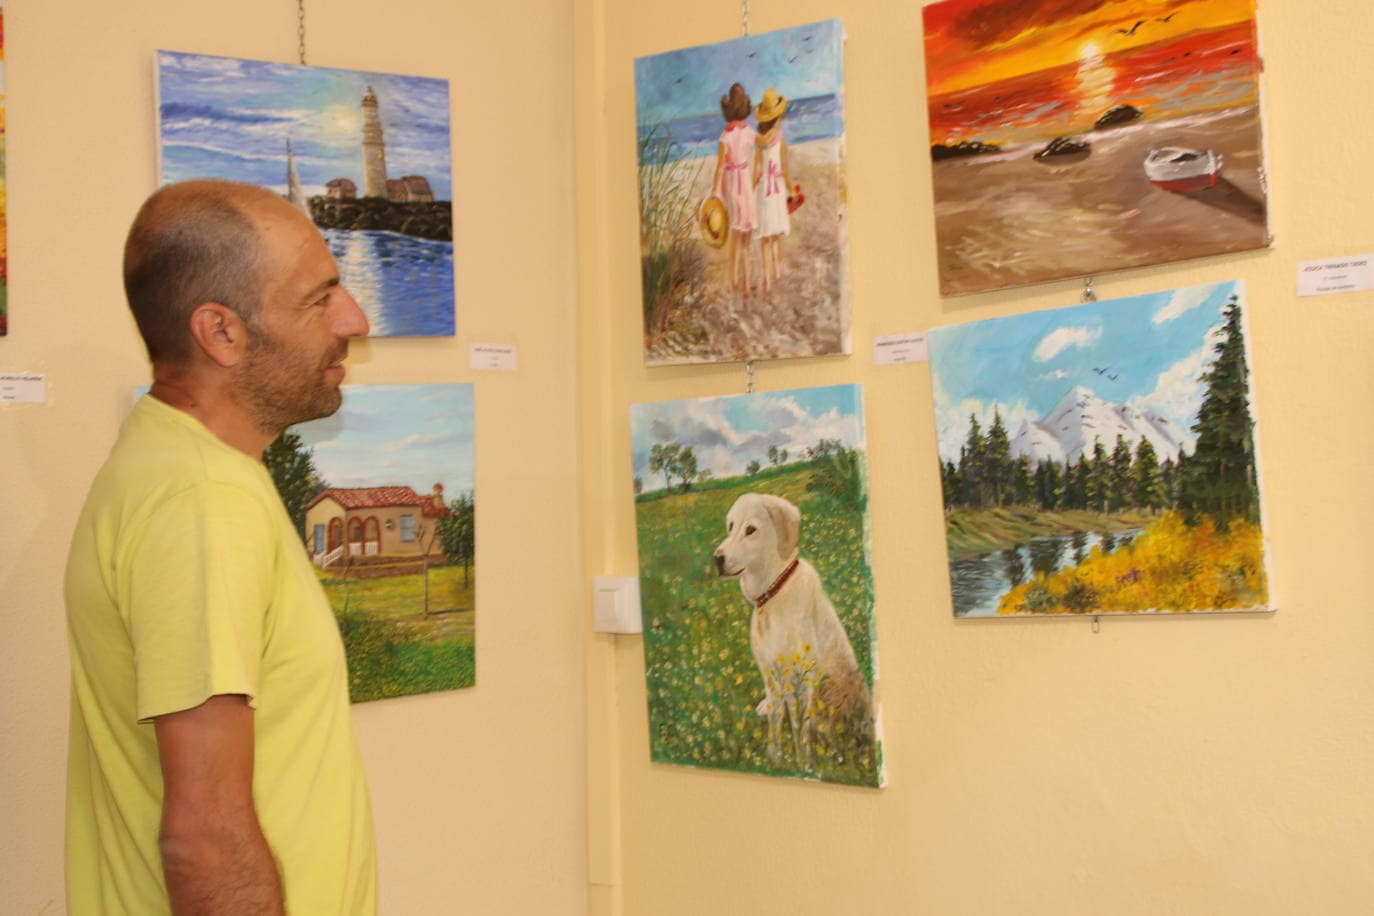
left=1298, top=255, right=1373, bottom=297
left=469, top=343, right=517, bottom=372
left=0, top=373, right=46, bottom=404
left=872, top=332, right=929, bottom=365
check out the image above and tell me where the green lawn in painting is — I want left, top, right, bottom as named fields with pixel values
left=320, top=564, right=476, bottom=703
left=636, top=460, right=880, bottom=787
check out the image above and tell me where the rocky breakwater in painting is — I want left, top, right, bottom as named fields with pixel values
left=310, top=198, right=453, bottom=242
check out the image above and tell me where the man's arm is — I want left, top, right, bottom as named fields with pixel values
left=154, top=694, right=285, bottom=916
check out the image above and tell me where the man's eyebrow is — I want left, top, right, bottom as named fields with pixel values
left=303, top=276, right=341, bottom=301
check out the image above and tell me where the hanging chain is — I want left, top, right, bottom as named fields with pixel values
left=741, top=0, right=750, bottom=36
left=746, top=360, right=756, bottom=394
left=1081, top=276, right=1097, bottom=303
left=297, top=0, right=308, bottom=65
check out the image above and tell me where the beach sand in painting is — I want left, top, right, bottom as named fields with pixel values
left=643, top=137, right=846, bottom=366
left=934, top=106, right=1268, bottom=296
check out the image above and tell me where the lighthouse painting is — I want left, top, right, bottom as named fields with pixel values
left=155, top=51, right=455, bottom=337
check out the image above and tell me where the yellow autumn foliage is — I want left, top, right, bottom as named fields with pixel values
left=997, top=511, right=1268, bottom=615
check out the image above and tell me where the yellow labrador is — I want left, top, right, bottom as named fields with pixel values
left=713, top=492, right=872, bottom=766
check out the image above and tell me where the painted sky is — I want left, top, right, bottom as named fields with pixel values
left=157, top=51, right=452, bottom=199
left=635, top=19, right=842, bottom=127
left=290, top=384, right=474, bottom=496
left=930, top=281, right=1244, bottom=462
left=630, top=384, right=863, bottom=493
left=923, top=0, right=1256, bottom=97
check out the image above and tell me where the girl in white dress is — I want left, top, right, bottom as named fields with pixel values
left=753, top=88, right=792, bottom=294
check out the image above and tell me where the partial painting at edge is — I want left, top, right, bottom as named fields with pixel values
left=156, top=51, right=454, bottom=337
left=629, top=385, right=882, bottom=787
left=922, top=0, right=1269, bottom=296
left=269, top=384, right=476, bottom=701
left=0, top=1, right=8, bottom=337
left=929, top=280, right=1269, bottom=617
left=634, top=20, right=850, bottom=366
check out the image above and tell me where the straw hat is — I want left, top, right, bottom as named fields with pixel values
left=699, top=196, right=729, bottom=248
left=756, top=88, right=787, bottom=123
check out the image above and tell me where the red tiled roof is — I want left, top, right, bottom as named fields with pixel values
left=306, top=486, right=449, bottom=516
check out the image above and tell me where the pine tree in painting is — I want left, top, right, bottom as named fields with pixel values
left=1133, top=438, right=1164, bottom=511
left=1108, top=435, right=1133, bottom=511
left=985, top=408, right=1013, bottom=507
left=1182, top=295, right=1260, bottom=528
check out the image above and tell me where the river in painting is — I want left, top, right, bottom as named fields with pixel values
left=951, top=529, right=1142, bottom=618
left=323, top=228, right=455, bottom=337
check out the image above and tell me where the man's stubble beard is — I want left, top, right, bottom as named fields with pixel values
left=235, top=322, right=346, bottom=436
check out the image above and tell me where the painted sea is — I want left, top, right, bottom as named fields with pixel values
left=156, top=50, right=455, bottom=337
left=923, top=0, right=1270, bottom=295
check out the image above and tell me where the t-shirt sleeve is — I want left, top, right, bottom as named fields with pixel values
left=118, top=481, right=278, bottom=722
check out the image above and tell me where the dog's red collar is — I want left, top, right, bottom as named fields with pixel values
left=753, top=557, right=800, bottom=608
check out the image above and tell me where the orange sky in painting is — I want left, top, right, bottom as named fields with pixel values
left=924, top=0, right=1256, bottom=97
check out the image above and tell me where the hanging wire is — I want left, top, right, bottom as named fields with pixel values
left=741, top=0, right=750, bottom=37
left=297, top=0, right=308, bottom=65
left=1082, top=276, right=1097, bottom=303
left=746, top=360, right=756, bottom=394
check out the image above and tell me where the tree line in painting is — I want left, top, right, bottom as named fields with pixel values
left=942, top=295, right=1260, bottom=531
left=638, top=438, right=864, bottom=511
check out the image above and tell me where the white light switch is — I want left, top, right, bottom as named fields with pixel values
left=592, top=576, right=642, bottom=634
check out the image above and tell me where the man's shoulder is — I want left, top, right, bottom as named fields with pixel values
left=89, top=398, right=277, bottom=525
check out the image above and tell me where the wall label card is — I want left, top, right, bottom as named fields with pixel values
left=1297, top=255, right=1373, bottom=297
left=469, top=343, right=517, bottom=372
left=0, top=372, right=45, bottom=404
left=872, top=332, right=928, bottom=365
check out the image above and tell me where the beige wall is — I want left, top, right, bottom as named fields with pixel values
left=5, top=0, right=1374, bottom=914
left=576, top=1, right=1374, bottom=915
left=0, top=1, right=584, bottom=914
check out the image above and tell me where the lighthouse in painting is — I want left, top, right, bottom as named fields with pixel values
left=361, top=86, right=388, bottom=198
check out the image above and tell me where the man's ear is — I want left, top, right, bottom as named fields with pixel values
left=187, top=303, right=249, bottom=369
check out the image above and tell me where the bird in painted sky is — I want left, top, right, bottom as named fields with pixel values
left=1092, top=367, right=1111, bottom=375
left=1113, top=20, right=1146, bottom=35
left=1156, top=12, right=1178, bottom=23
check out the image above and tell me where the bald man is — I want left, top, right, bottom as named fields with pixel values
left=64, top=180, right=376, bottom=914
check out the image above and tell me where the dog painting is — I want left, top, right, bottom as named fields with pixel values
left=714, top=493, right=873, bottom=768
left=630, top=385, right=882, bottom=787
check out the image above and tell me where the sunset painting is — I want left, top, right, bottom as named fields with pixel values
left=922, top=0, right=1270, bottom=295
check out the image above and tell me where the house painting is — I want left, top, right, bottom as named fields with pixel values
left=305, top=483, right=450, bottom=569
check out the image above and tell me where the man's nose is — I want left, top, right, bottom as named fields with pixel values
left=335, top=287, right=370, bottom=338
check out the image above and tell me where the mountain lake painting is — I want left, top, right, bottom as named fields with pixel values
left=929, top=280, right=1270, bottom=617
left=266, top=384, right=476, bottom=701
left=635, top=19, right=850, bottom=365
left=156, top=51, right=454, bottom=336
left=630, top=385, right=882, bottom=787
left=922, top=0, right=1270, bottom=295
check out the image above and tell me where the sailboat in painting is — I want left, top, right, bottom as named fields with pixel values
left=922, top=0, right=1271, bottom=295
left=285, top=139, right=311, bottom=217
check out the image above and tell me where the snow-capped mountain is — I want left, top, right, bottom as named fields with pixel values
left=1011, top=386, right=1193, bottom=466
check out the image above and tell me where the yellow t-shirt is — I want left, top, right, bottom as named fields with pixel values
left=64, top=395, right=376, bottom=915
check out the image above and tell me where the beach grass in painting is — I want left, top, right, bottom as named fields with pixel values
left=156, top=51, right=454, bottom=336
left=929, top=280, right=1269, bottom=617
left=268, top=384, right=476, bottom=701
left=634, top=20, right=849, bottom=365
left=630, top=386, right=881, bottom=787
left=922, top=0, right=1270, bottom=295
